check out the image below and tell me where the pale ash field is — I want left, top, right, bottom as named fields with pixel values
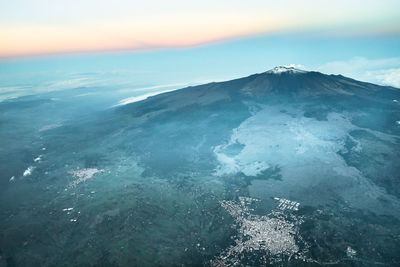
left=1, top=67, right=400, bottom=266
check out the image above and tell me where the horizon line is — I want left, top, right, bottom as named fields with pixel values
left=1, top=29, right=400, bottom=61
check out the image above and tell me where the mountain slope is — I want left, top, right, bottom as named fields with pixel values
left=121, top=66, right=397, bottom=111
left=2, top=67, right=400, bottom=266
left=119, top=66, right=400, bottom=134
left=107, top=67, right=400, bottom=265
left=7, top=67, right=400, bottom=266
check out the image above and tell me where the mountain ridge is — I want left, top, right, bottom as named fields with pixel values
left=118, top=66, right=399, bottom=116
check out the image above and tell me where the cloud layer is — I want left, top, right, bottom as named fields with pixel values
left=317, top=57, right=400, bottom=88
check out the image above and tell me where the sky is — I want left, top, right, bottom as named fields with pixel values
left=1, top=0, right=400, bottom=57
left=0, top=0, right=400, bottom=101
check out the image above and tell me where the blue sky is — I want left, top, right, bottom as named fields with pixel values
left=1, top=0, right=400, bottom=57
left=1, top=32, right=400, bottom=86
left=0, top=0, right=399, bottom=101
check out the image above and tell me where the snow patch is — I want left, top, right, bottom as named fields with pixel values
left=267, top=65, right=307, bottom=74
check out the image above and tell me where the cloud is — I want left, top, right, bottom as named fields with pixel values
left=114, top=84, right=186, bottom=106
left=284, top=64, right=307, bottom=70
left=365, top=68, right=400, bottom=88
left=317, top=57, right=400, bottom=88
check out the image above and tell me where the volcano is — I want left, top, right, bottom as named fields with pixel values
left=1, top=67, right=400, bottom=266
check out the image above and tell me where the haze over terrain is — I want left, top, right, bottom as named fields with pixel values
left=1, top=66, right=400, bottom=266
left=1, top=1, right=400, bottom=266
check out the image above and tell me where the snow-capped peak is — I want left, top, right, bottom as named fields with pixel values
left=267, top=65, right=307, bottom=74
